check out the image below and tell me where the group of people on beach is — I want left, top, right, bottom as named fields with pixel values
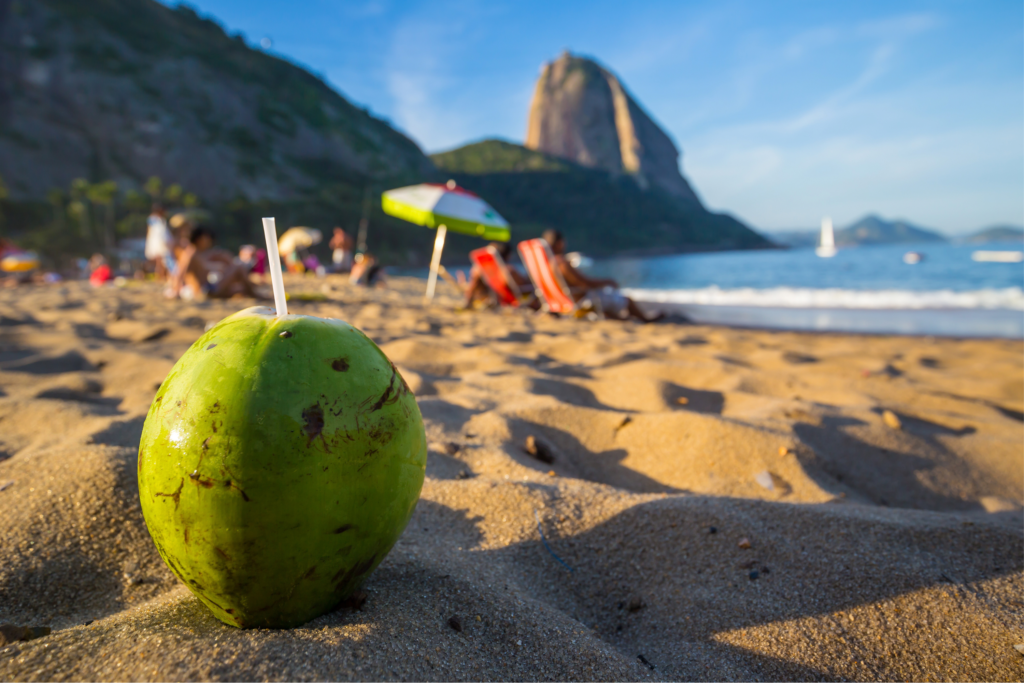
left=135, top=205, right=657, bottom=322
left=144, top=204, right=262, bottom=300
left=142, top=205, right=384, bottom=300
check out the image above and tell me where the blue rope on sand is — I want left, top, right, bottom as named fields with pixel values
left=534, top=509, right=575, bottom=572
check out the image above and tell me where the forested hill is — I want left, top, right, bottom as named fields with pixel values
left=432, top=139, right=772, bottom=256
left=0, top=0, right=433, bottom=201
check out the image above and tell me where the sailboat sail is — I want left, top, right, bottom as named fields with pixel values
left=816, top=217, right=837, bottom=257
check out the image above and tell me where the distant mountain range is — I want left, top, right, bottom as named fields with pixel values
left=771, top=215, right=1024, bottom=249
left=964, top=225, right=1024, bottom=243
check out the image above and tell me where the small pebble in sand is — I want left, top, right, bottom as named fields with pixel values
left=778, top=446, right=791, bottom=457
left=676, top=396, right=689, bottom=405
left=444, top=442, right=460, bottom=455
left=447, top=615, right=462, bottom=632
left=1013, top=643, right=1024, bottom=655
left=738, top=538, right=752, bottom=549
left=455, top=470, right=471, bottom=480
left=708, top=526, right=717, bottom=534
left=524, top=435, right=555, bottom=464
left=754, top=471, right=775, bottom=491
left=626, top=596, right=645, bottom=613
left=749, top=570, right=759, bottom=580
left=882, top=409, right=902, bottom=430
left=547, top=470, right=557, bottom=477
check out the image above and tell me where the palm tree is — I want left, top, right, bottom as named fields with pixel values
left=87, top=180, right=118, bottom=249
left=69, top=178, right=92, bottom=242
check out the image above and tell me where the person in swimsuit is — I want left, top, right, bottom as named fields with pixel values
left=171, top=226, right=264, bottom=300
left=543, top=229, right=662, bottom=322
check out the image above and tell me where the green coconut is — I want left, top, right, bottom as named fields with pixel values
left=138, top=306, right=426, bottom=628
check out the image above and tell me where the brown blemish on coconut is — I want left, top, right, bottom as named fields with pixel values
left=332, top=554, right=377, bottom=592
left=154, top=479, right=184, bottom=509
left=224, top=480, right=250, bottom=501
left=188, top=471, right=215, bottom=488
left=303, top=403, right=329, bottom=451
left=332, top=358, right=349, bottom=372
left=366, top=373, right=396, bottom=413
left=214, top=546, right=232, bottom=562
left=333, top=524, right=354, bottom=534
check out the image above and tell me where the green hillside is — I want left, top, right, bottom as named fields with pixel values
left=1, top=0, right=447, bottom=265
left=431, top=140, right=772, bottom=257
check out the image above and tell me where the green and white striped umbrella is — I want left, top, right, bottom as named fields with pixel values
left=381, top=181, right=510, bottom=303
left=381, top=181, right=510, bottom=242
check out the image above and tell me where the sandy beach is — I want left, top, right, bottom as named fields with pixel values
left=0, top=275, right=1021, bottom=681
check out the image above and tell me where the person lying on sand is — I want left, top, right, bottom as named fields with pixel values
left=461, top=242, right=537, bottom=310
left=543, top=229, right=663, bottom=323
left=170, top=227, right=265, bottom=300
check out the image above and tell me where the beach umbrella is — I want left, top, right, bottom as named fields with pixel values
left=278, top=227, right=322, bottom=255
left=382, top=180, right=510, bottom=302
left=1, top=251, right=40, bottom=273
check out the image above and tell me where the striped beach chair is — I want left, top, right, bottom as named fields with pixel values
left=469, top=245, right=524, bottom=307
left=517, top=238, right=599, bottom=316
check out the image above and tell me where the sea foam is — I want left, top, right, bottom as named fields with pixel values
left=623, top=286, right=1024, bottom=311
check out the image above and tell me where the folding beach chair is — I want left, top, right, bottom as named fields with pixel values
left=517, top=238, right=600, bottom=317
left=469, top=245, right=524, bottom=307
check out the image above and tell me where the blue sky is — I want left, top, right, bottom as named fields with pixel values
left=169, top=0, right=1022, bottom=234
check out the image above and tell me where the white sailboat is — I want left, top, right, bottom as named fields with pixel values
left=815, top=216, right=837, bottom=258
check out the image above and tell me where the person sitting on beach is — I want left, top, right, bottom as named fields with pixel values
left=349, top=252, right=386, bottom=287
left=461, top=241, right=537, bottom=310
left=144, top=203, right=175, bottom=280
left=171, top=226, right=264, bottom=300
left=543, top=229, right=662, bottom=323
left=329, top=227, right=354, bottom=273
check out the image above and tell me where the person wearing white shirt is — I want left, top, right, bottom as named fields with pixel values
left=145, top=203, right=175, bottom=279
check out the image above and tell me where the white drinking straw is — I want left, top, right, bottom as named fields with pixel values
left=262, top=217, right=288, bottom=317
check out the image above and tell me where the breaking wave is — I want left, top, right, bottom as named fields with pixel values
left=623, top=286, right=1024, bottom=311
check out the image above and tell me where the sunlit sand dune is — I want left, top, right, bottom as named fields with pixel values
left=1, top=277, right=1021, bottom=681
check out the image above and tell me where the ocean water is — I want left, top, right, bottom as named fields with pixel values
left=408, top=241, right=1023, bottom=337
left=578, top=242, right=1024, bottom=337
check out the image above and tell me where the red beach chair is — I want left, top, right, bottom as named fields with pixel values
left=469, top=245, right=524, bottom=307
left=517, top=238, right=579, bottom=315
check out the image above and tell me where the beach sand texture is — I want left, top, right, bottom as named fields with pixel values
left=1, top=277, right=1021, bottom=681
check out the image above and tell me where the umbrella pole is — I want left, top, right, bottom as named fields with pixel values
left=425, top=224, right=447, bottom=303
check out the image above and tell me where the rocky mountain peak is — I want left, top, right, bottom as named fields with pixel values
left=525, top=51, right=700, bottom=204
